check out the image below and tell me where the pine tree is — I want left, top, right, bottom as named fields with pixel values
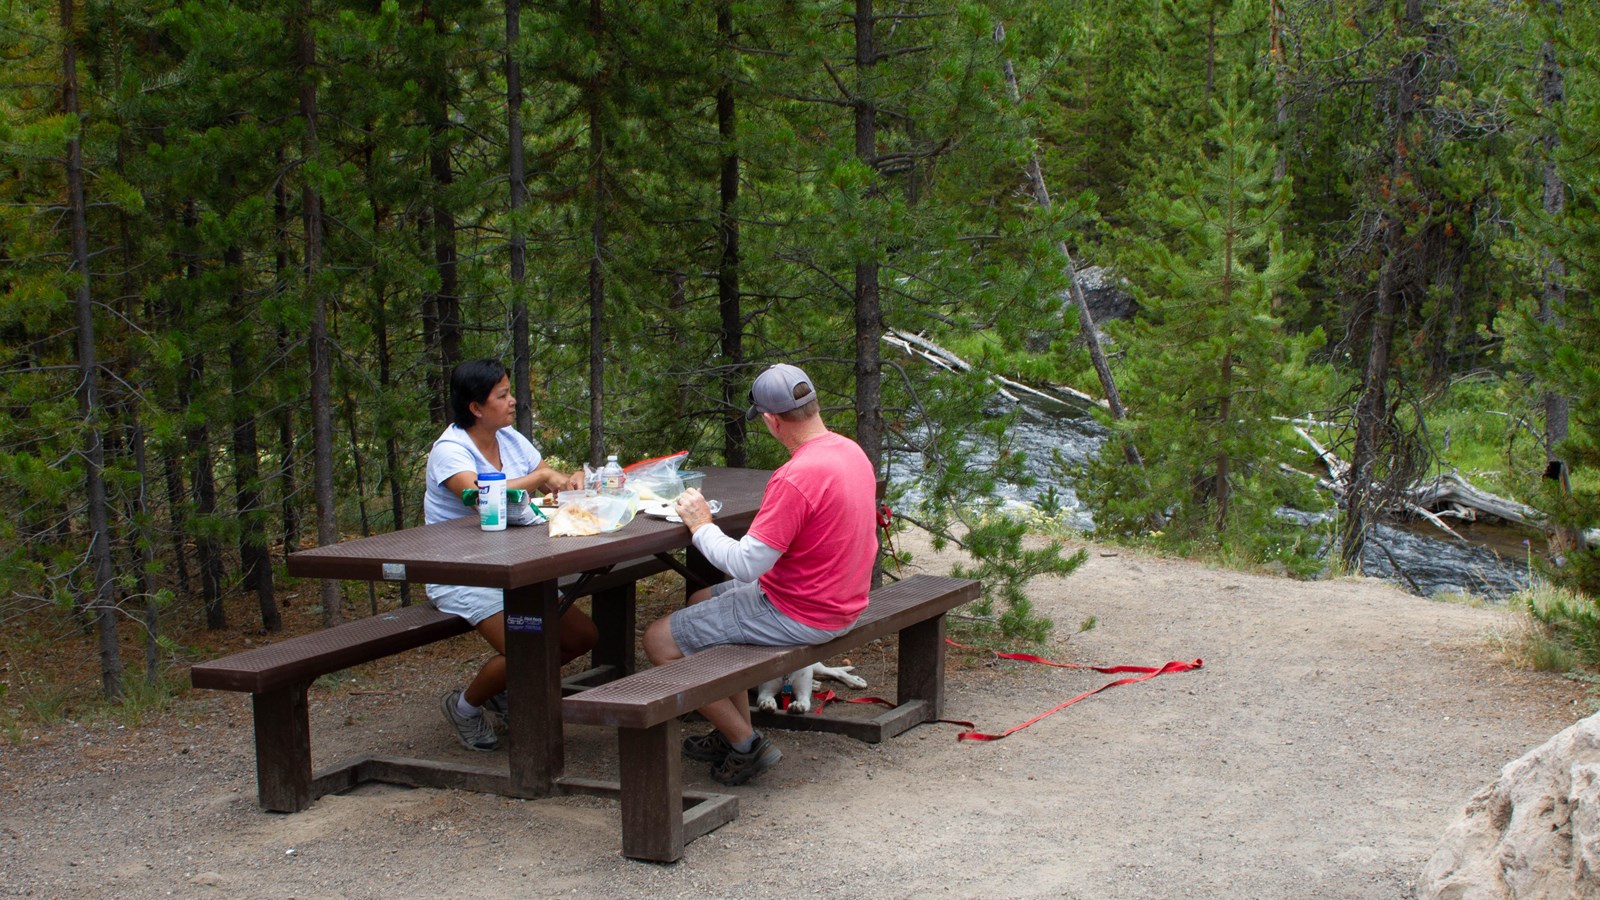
left=1519, top=0, right=1600, bottom=595
left=1087, top=90, right=1321, bottom=567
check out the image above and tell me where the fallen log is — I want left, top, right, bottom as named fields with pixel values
left=882, top=329, right=1110, bottom=412
left=1291, top=427, right=1543, bottom=534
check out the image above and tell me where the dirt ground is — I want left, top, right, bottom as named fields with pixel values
left=0, top=530, right=1591, bottom=899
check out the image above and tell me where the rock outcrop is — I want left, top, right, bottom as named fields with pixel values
left=1420, top=712, right=1600, bottom=899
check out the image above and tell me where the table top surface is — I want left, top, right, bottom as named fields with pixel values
left=285, top=466, right=774, bottom=589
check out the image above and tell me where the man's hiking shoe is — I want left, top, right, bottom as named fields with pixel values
left=711, top=735, right=781, bottom=785
left=483, top=691, right=509, bottom=726
left=682, top=729, right=733, bottom=763
left=441, top=690, right=499, bottom=751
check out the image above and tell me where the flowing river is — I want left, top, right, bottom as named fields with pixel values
left=886, top=391, right=1536, bottom=602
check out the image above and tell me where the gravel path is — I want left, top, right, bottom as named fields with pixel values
left=1, top=532, right=1588, bottom=898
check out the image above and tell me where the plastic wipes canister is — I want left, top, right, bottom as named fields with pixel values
left=477, top=472, right=507, bottom=531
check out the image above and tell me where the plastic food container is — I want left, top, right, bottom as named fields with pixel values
left=678, top=470, right=705, bottom=493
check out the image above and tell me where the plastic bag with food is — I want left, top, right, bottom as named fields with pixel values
left=623, top=450, right=689, bottom=502
left=547, top=489, right=637, bottom=536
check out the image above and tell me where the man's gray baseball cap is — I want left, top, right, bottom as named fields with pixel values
left=745, top=364, right=815, bottom=420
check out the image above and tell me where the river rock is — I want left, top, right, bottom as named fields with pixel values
left=1418, top=712, right=1600, bottom=899
left=1030, top=266, right=1140, bottom=353
left=1072, top=265, right=1140, bottom=323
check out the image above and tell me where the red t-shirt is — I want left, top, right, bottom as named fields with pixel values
left=749, top=431, right=877, bottom=630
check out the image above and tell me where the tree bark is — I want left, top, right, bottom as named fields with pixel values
left=852, top=0, right=883, bottom=470
left=372, top=274, right=411, bottom=604
left=274, top=168, right=301, bottom=569
left=300, top=0, right=343, bottom=625
left=587, top=0, right=607, bottom=465
left=1538, top=0, right=1569, bottom=464
left=228, top=243, right=279, bottom=632
left=62, top=0, right=123, bottom=699
left=1340, top=0, right=1428, bottom=568
left=507, top=0, right=532, bottom=438
left=182, top=203, right=225, bottom=631
left=131, top=421, right=161, bottom=682
left=162, top=451, right=191, bottom=595
left=424, top=1, right=462, bottom=404
left=1268, top=0, right=1290, bottom=184
left=717, top=1, right=747, bottom=467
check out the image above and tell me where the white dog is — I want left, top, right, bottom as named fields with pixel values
left=756, top=662, right=868, bottom=715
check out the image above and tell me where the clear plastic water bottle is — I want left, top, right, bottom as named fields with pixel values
left=599, top=454, right=627, bottom=494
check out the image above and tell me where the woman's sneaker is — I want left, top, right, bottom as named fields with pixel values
left=483, top=691, right=509, bottom=727
left=682, top=729, right=733, bottom=763
left=441, top=690, right=499, bottom=751
left=711, top=735, right=781, bottom=785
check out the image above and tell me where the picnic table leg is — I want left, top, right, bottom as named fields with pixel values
left=503, top=579, right=563, bottom=796
left=617, top=718, right=684, bottom=862
left=590, top=583, right=636, bottom=678
left=896, top=613, right=947, bottom=722
left=253, top=682, right=313, bottom=812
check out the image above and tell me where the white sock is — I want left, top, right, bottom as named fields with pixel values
left=456, top=693, right=482, bottom=718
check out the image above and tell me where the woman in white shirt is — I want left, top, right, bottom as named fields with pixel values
left=426, top=358, right=597, bottom=751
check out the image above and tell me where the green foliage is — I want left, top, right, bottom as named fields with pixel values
left=5, top=0, right=1600, bottom=701
left=1505, top=0, right=1600, bottom=599
left=1084, top=88, right=1327, bottom=569
left=1520, top=582, right=1600, bottom=670
left=949, top=512, right=1087, bottom=643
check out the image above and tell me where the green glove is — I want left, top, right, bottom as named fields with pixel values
left=460, top=488, right=479, bottom=508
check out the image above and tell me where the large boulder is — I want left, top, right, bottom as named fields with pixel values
left=1419, top=712, right=1600, bottom=899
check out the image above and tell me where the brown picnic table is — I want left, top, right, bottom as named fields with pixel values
left=198, top=465, right=977, bottom=861
left=266, top=465, right=772, bottom=803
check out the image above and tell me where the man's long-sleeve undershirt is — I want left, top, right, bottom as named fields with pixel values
left=690, top=524, right=781, bottom=584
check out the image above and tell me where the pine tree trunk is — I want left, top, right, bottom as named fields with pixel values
left=62, top=0, right=123, bottom=699
left=717, top=1, right=746, bottom=467
left=131, top=421, right=161, bottom=682
left=1268, top=0, right=1290, bottom=185
left=1214, top=351, right=1233, bottom=528
left=276, top=330, right=301, bottom=566
left=1539, top=1, right=1569, bottom=463
left=163, top=451, right=192, bottom=596
left=1342, top=257, right=1400, bottom=565
left=587, top=0, right=607, bottom=466
left=373, top=280, right=411, bottom=605
left=228, top=243, right=280, bottom=631
left=182, top=203, right=225, bottom=630
left=1340, top=0, right=1428, bottom=568
left=274, top=170, right=301, bottom=569
left=424, top=2, right=462, bottom=399
left=507, top=0, right=533, bottom=438
left=852, top=0, right=883, bottom=470
left=342, top=388, right=378, bottom=616
left=300, top=0, right=343, bottom=626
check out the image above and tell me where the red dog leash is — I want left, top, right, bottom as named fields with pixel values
left=809, top=640, right=1202, bottom=741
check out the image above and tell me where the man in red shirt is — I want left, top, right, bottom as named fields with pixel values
left=643, top=363, right=877, bottom=785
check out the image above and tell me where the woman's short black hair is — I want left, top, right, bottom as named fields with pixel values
left=450, top=359, right=508, bottom=429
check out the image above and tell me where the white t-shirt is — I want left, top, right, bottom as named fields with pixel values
left=422, top=424, right=544, bottom=525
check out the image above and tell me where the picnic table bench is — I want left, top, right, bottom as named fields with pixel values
left=190, top=556, right=673, bottom=813
left=561, top=573, right=979, bottom=862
